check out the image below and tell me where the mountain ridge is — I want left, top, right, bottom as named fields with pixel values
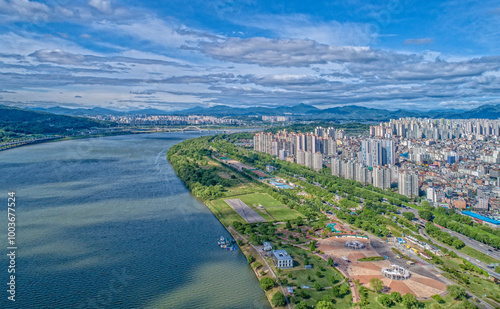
left=20, top=103, right=500, bottom=121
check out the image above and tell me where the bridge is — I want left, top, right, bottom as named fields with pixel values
left=162, top=126, right=237, bottom=134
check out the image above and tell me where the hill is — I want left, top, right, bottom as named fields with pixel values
left=21, top=103, right=500, bottom=121
left=0, top=105, right=114, bottom=142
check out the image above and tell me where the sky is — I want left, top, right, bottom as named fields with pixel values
left=0, top=0, right=499, bottom=111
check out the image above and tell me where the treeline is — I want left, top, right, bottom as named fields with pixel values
left=167, top=136, right=228, bottom=200
left=425, top=222, right=465, bottom=249
left=0, top=105, right=113, bottom=136
left=418, top=204, right=500, bottom=249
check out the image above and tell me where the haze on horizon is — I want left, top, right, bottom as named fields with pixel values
left=0, top=0, right=499, bottom=112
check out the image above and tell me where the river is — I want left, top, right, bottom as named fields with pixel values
left=0, top=132, right=270, bottom=309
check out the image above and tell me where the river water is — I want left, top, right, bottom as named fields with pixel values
left=0, top=132, right=270, bottom=309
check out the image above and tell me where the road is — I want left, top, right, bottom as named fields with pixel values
left=228, top=227, right=292, bottom=309
left=400, top=206, right=500, bottom=278
left=417, top=228, right=500, bottom=280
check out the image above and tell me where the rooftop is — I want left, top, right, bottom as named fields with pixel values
left=462, top=211, right=500, bottom=225
left=272, top=250, right=293, bottom=260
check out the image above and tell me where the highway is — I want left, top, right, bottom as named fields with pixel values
left=417, top=227, right=500, bottom=280
left=401, top=206, right=500, bottom=265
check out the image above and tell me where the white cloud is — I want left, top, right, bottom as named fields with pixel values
left=198, top=37, right=384, bottom=67
left=232, top=14, right=377, bottom=46
left=88, top=0, right=112, bottom=14
left=0, top=0, right=50, bottom=22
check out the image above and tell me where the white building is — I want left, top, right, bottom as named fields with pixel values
left=272, top=250, right=293, bottom=269
left=399, top=172, right=419, bottom=197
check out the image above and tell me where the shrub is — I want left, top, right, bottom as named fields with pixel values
left=260, top=277, right=276, bottom=290
left=272, top=291, right=287, bottom=307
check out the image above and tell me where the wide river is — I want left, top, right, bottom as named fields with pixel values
left=0, top=132, right=270, bottom=309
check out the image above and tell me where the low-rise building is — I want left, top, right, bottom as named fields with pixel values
left=272, top=250, right=294, bottom=269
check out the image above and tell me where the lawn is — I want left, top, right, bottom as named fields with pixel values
left=270, top=244, right=349, bottom=308
left=234, top=192, right=301, bottom=222
left=460, top=246, right=500, bottom=265
left=277, top=245, right=344, bottom=287
left=467, top=275, right=500, bottom=307
left=208, top=199, right=247, bottom=226
left=363, top=289, right=462, bottom=309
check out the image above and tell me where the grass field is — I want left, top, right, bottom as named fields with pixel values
left=211, top=192, right=300, bottom=224
left=208, top=199, right=247, bottom=226
left=274, top=245, right=349, bottom=308
left=363, top=290, right=462, bottom=309
left=460, top=246, right=500, bottom=265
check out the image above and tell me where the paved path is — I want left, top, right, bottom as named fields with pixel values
left=228, top=227, right=292, bottom=309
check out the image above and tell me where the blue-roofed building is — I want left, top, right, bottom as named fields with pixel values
left=272, top=250, right=293, bottom=269
left=462, top=211, right=500, bottom=228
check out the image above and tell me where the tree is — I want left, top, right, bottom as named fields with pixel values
left=418, top=210, right=433, bottom=221
left=431, top=294, right=444, bottom=303
left=260, top=277, right=276, bottom=290
left=331, top=286, right=340, bottom=297
left=286, top=220, right=292, bottom=229
left=295, top=301, right=309, bottom=309
left=315, top=300, right=335, bottom=309
left=370, top=277, right=384, bottom=293
left=247, top=255, right=255, bottom=264
left=403, top=212, right=415, bottom=221
left=447, top=285, right=466, bottom=300
left=340, top=284, right=350, bottom=295
left=402, top=293, right=418, bottom=309
left=327, top=257, right=334, bottom=266
left=272, top=291, right=287, bottom=307
left=391, top=292, right=402, bottom=303
left=379, top=294, right=393, bottom=307
left=310, top=242, right=316, bottom=251
left=452, top=239, right=465, bottom=249
left=314, top=282, right=322, bottom=291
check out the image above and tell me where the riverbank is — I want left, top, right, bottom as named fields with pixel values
left=167, top=135, right=354, bottom=309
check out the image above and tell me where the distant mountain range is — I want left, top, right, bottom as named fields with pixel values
left=24, top=103, right=500, bottom=121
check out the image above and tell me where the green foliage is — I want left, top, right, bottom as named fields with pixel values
left=369, top=277, right=384, bottom=293
left=358, top=256, right=385, bottom=262
left=447, top=285, right=466, bottom=300
left=271, top=291, right=287, bottom=307
left=314, top=282, right=322, bottom=291
left=431, top=294, right=444, bottom=303
left=391, top=292, right=402, bottom=303
left=0, top=105, right=113, bottom=141
left=402, top=212, right=415, bottom=221
left=327, top=257, right=333, bottom=266
left=418, top=209, right=433, bottom=221
left=259, top=277, right=276, bottom=290
left=402, top=293, right=418, bottom=309
left=425, top=222, right=465, bottom=249
left=379, top=294, right=393, bottom=307
left=295, top=301, right=309, bottom=309
left=315, top=300, right=335, bottom=309
left=247, top=255, right=255, bottom=264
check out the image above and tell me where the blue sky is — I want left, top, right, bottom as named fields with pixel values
left=0, top=0, right=499, bottom=111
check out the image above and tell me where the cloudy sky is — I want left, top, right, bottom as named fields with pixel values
left=0, top=0, right=499, bottom=111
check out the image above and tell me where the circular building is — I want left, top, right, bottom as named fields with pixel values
left=381, top=265, right=411, bottom=280
left=345, top=240, right=365, bottom=250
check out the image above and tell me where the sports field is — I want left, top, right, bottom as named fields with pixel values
left=224, top=199, right=267, bottom=223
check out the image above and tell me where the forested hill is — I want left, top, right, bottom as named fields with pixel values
left=0, top=104, right=114, bottom=136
